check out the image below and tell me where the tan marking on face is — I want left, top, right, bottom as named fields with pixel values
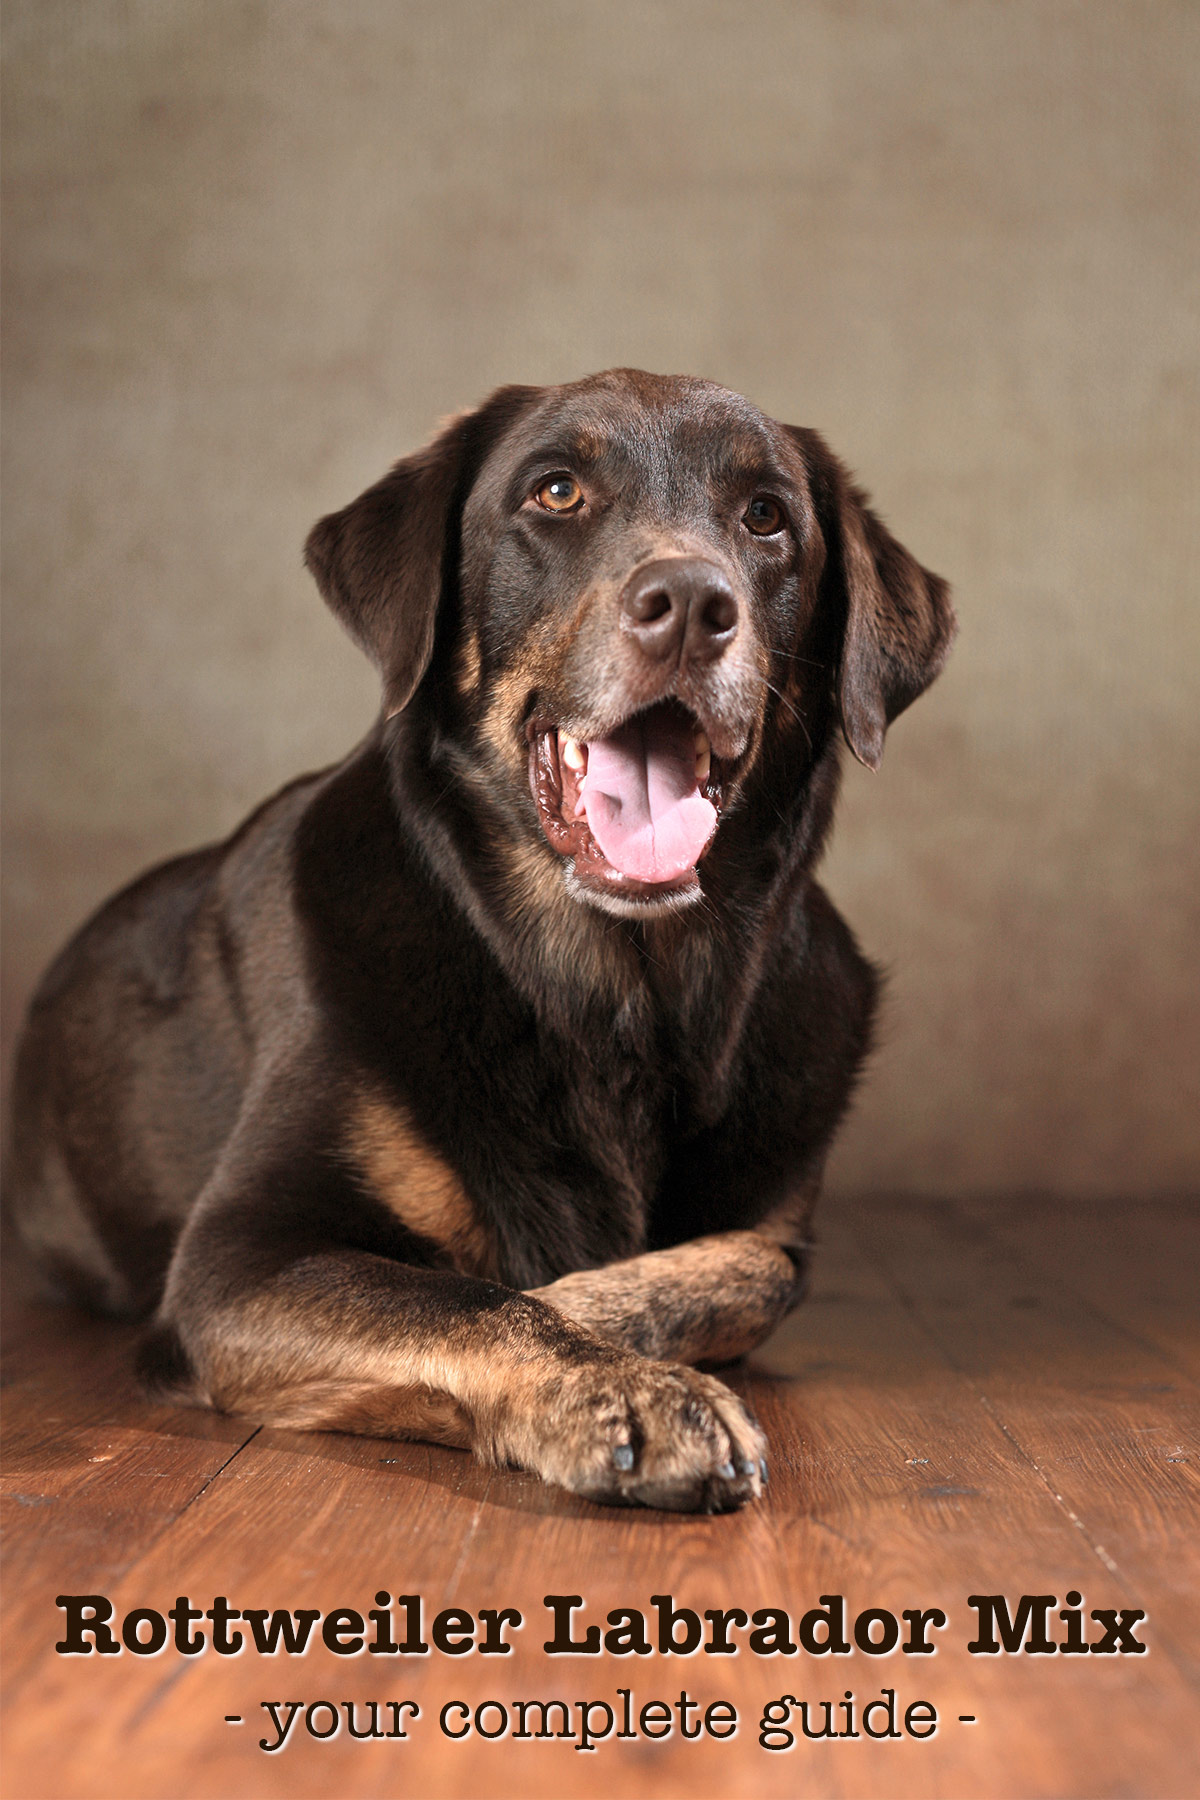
left=453, top=626, right=483, bottom=701
left=458, top=616, right=653, bottom=1006
left=476, top=605, right=585, bottom=777
left=480, top=662, right=535, bottom=777
left=350, top=1094, right=492, bottom=1276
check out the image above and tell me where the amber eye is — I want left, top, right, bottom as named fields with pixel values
left=534, top=474, right=584, bottom=514
left=744, top=495, right=784, bottom=535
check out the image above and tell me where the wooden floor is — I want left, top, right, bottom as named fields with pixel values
left=2, top=1196, right=1197, bottom=1800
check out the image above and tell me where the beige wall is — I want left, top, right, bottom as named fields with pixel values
left=4, top=0, right=1198, bottom=1195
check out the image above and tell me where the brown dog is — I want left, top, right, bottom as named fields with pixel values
left=6, top=370, right=954, bottom=1512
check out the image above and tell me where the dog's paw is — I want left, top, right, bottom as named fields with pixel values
left=528, top=1356, right=767, bottom=1513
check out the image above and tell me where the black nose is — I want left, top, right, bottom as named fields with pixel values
left=619, top=558, right=739, bottom=665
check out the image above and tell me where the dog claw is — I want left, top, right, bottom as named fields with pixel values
left=719, top=1460, right=736, bottom=1479
left=760, top=1459, right=769, bottom=1485
left=613, top=1443, right=635, bottom=1471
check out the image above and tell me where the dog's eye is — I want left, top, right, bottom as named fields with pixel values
left=744, top=495, right=784, bottom=536
left=534, top=475, right=585, bottom=514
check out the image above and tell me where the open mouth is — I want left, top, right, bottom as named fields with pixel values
left=529, top=700, right=724, bottom=908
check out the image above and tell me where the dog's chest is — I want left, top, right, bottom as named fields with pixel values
left=367, top=989, right=745, bottom=1286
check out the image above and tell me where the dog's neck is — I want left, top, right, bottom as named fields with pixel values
left=384, top=706, right=843, bottom=1079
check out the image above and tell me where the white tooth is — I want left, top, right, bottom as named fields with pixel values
left=561, top=736, right=586, bottom=771
left=694, top=731, right=711, bottom=782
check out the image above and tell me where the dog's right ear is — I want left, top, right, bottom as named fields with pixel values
left=787, top=427, right=955, bottom=771
left=305, top=388, right=537, bottom=716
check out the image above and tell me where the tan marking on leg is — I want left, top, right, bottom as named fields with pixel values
left=348, top=1094, right=492, bottom=1276
left=179, top=1251, right=766, bottom=1511
left=530, top=1230, right=800, bottom=1365
left=245, top=1378, right=474, bottom=1447
left=186, top=1257, right=524, bottom=1443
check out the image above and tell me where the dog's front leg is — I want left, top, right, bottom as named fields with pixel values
left=528, top=1194, right=818, bottom=1367
left=143, top=1235, right=767, bottom=1513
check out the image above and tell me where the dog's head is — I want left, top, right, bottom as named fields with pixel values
left=306, top=370, right=954, bottom=920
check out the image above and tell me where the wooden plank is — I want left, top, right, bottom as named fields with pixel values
left=964, top=1196, right=1200, bottom=1382
left=746, top=1207, right=1197, bottom=1800
left=1, top=1291, right=258, bottom=1704
left=852, top=1197, right=1200, bottom=1686
left=3, top=1201, right=1195, bottom=1800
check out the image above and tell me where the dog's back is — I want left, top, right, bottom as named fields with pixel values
left=6, top=772, right=320, bottom=1313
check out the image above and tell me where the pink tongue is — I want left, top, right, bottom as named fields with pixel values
left=582, top=711, right=717, bottom=884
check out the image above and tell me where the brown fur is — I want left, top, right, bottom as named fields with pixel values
left=6, top=371, right=953, bottom=1513
left=349, top=1094, right=493, bottom=1277
left=157, top=1250, right=767, bottom=1507
left=531, top=1233, right=799, bottom=1366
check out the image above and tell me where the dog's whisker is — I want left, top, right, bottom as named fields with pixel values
left=763, top=680, right=814, bottom=754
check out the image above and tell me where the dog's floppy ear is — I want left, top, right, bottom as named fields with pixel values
left=305, top=387, right=537, bottom=716
left=788, top=427, right=956, bottom=770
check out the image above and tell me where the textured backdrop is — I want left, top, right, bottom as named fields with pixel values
left=4, top=0, right=1197, bottom=1195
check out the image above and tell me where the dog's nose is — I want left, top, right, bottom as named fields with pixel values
left=619, top=558, right=739, bottom=665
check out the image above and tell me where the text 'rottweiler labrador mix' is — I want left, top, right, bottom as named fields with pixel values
left=8, top=370, right=954, bottom=1513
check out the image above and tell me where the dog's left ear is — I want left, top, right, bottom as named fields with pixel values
left=305, top=386, right=537, bottom=716
left=788, top=427, right=956, bottom=770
